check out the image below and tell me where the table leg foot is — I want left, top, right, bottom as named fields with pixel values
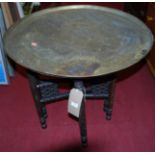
left=81, top=136, right=88, bottom=147
left=105, top=110, right=112, bottom=120
left=40, top=117, right=47, bottom=129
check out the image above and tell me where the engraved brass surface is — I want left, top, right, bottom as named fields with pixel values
left=4, top=5, right=153, bottom=78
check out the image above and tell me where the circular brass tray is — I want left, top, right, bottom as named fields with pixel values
left=4, top=5, right=153, bottom=78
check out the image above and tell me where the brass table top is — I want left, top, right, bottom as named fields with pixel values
left=4, top=5, right=153, bottom=78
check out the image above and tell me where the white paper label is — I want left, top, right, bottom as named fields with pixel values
left=68, top=88, right=83, bottom=118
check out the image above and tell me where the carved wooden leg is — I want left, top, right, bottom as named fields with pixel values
left=74, top=81, right=88, bottom=147
left=79, top=98, right=88, bottom=147
left=103, top=78, right=116, bottom=120
left=27, top=70, right=47, bottom=128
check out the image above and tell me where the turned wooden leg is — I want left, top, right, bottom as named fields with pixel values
left=79, top=98, right=88, bottom=147
left=103, top=78, right=116, bottom=120
left=74, top=81, right=88, bottom=147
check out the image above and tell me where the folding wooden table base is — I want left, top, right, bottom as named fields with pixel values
left=27, top=70, right=116, bottom=147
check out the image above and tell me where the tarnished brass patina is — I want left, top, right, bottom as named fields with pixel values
left=4, top=5, right=153, bottom=78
